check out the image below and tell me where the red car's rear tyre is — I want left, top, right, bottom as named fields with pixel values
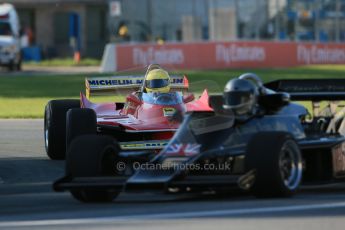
left=44, top=100, right=80, bottom=160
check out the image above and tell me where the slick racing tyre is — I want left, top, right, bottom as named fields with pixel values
left=66, top=134, right=121, bottom=203
left=245, top=132, right=303, bottom=198
left=44, top=100, right=80, bottom=160
left=66, top=108, right=97, bottom=152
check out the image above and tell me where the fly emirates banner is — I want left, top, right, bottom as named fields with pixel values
left=115, top=41, right=345, bottom=70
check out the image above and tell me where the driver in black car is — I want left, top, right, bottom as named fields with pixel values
left=223, top=77, right=259, bottom=122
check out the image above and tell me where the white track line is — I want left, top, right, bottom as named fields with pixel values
left=1, top=201, right=345, bottom=227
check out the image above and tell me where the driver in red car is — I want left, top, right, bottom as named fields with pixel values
left=125, top=67, right=172, bottom=114
left=142, top=66, right=195, bottom=104
left=144, top=68, right=171, bottom=93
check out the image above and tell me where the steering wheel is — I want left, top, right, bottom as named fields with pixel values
left=238, top=73, right=265, bottom=94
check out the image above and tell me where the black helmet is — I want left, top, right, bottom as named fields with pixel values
left=223, top=78, right=258, bottom=117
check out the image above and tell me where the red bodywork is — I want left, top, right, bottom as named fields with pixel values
left=79, top=90, right=212, bottom=149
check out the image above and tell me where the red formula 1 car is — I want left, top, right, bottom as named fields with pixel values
left=44, top=65, right=212, bottom=160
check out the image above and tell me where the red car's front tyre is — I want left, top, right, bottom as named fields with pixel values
left=66, top=134, right=121, bottom=203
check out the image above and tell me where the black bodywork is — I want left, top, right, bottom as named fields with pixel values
left=54, top=78, right=345, bottom=194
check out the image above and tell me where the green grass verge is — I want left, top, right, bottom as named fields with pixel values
left=24, top=58, right=101, bottom=67
left=1, top=65, right=345, bottom=118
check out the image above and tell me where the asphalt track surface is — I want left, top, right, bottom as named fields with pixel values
left=1, top=119, right=345, bottom=230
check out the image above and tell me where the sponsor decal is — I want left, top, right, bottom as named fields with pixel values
left=163, top=107, right=176, bottom=117
left=120, top=141, right=168, bottom=150
left=297, top=45, right=345, bottom=64
left=88, top=77, right=183, bottom=87
left=88, top=79, right=142, bottom=86
left=216, top=44, right=266, bottom=64
left=133, top=47, right=185, bottom=66
left=165, top=143, right=201, bottom=156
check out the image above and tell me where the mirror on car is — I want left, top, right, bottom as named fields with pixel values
left=183, top=93, right=195, bottom=103
left=126, top=94, right=142, bottom=105
left=208, top=95, right=224, bottom=113
left=208, top=95, right=234, bottom=116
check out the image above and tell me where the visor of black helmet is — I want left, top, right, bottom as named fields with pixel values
left=145, top=79, right=169, bottom=89
left=223, top=91, right=252, bottom=109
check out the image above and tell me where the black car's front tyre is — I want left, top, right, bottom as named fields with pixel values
left=245, top=132, right=303, bottom=198
left=66, top=134, right=121, bottom=203
left=44, top=100, right=80, bottom=160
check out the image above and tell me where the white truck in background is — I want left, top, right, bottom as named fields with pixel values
left=0, top=3, right=21, bottom=71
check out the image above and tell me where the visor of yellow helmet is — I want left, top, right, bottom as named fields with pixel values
left=146, top=85, right=170, bottom=93
left=145, top=78, right=169, bottom=89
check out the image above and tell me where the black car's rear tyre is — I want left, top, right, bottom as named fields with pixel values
left=66, top=134, right=121, bottom=203
left=66, top=108, right=97, bottom=152
left=44, top=100, right=80, bottom=160
left=245, top=132, right=302, bottom=198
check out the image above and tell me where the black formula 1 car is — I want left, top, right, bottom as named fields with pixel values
left=54, top=73, right=345, bottom=202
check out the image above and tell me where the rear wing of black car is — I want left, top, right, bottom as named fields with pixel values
left=264, top=79, right=345, bottom=101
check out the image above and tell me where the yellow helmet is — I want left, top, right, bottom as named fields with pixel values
left=145, top=69, right=170, bottom=93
